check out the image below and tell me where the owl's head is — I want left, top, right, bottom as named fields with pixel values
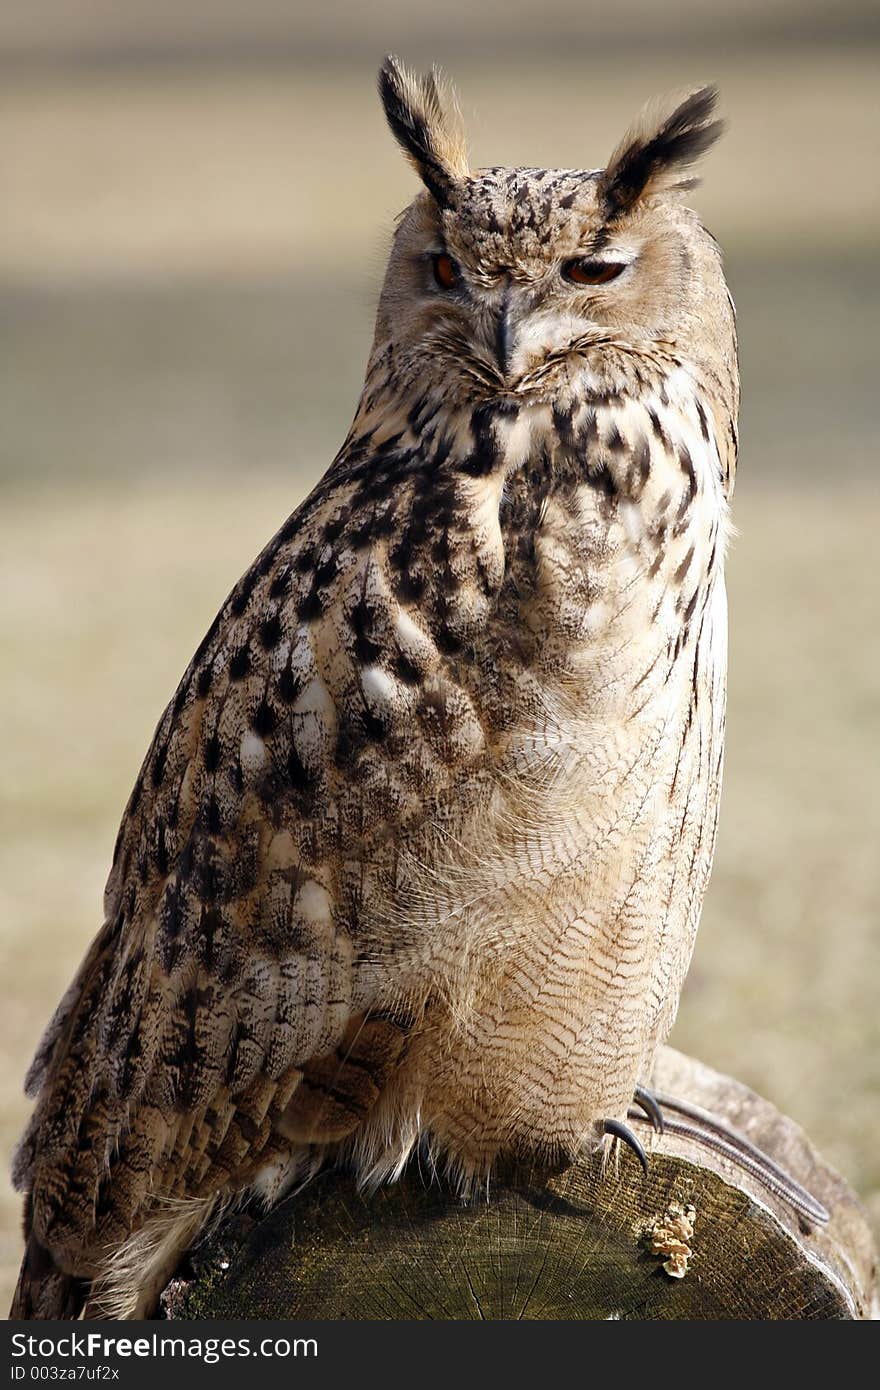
left=374, top=56, right=733, bottom=401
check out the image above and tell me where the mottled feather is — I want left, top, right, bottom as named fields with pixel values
left=12, top=60, right=737, bottom=1319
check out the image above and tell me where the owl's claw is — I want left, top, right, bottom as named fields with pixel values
left=603, top=1118, right=649, bottom=1175
left=626, top=1088, right=831, bottom=1228
left=632, top=1085, right=665, bottom=1135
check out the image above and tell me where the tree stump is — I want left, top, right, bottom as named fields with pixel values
left=164, top=1047, right=877, bottom=1320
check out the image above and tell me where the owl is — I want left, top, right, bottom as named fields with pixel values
left=13, top=58, right=740, bottom=1319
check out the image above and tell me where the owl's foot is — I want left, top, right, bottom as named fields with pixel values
left=632, top=1084, right=664, bottom=1135
left=602, top=1085, right=664, bottom=1174
left=603, top=1118, right=649, bottom=1175
left=626, top=1088, right=830, bottom=1228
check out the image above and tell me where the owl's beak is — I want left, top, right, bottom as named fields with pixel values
left=494, top=290, right=515, bottom=379
left=490, top=282, right=542, bottom=383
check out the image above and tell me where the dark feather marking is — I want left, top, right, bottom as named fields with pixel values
left=258, top=613, right=283, bottom=651
left=461, top=403, right=501, bottom=477
left=349, top=596, right=384, bottom=665
left=606, top=423, right=627, bottom=454
left=646, top=407, right=670, bottom=449
left=277, top=663, right=302, bottom=705
left=151, top=744, right=168, bottom=789
left=679, top=446, right=697, bottom=502
left=230, top=582, right=252, bottom=618
left=229, top=647, right=251, bottom=681
left=578, top=410, right=599, bottom=453
left=252, top=700, right=277, bottom=739
left=269, top=567, right=291, bottom=600
left=394, top=652, right=423, bottom=685
left=286, top=744, right=313, bottom=791
left=674, top=544, right=695, bottom=586
left=203, top=733, right=221, bottom=773
left=275, top=512, right=301, bottom=548
left=552, top=403, right=576, bottom=450
left=201, top=794, right=223, bottom=836
left=298, top=587, right=324, bottom=622
left=627, top=436, right=652, bottom=498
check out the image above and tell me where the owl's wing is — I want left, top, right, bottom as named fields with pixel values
left=15, top=422, right=509, bottom=1267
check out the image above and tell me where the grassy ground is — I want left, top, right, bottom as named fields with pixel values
left=1, top=42, right=877, bottom=1310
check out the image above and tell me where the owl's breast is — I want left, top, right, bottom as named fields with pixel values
left=432, top=372, right=732, bottom=987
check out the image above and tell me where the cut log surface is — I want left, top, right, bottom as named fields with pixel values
left=166, top=1047, right=878, bottom=1320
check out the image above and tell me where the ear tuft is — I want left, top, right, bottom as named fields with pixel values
left=598, top=86, right=723, bottom=217
left=378, top=55, right=469, bottom=208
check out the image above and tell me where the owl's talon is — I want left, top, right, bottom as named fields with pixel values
left=644, top=1090, right=831, bottom=1228
left=633, top=1085, right=665, bottom=1135
left=603, top=1118, right=649, bottom=1175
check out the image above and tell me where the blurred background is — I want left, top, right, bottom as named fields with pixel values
left=1, top=0, right=877, bottom=1308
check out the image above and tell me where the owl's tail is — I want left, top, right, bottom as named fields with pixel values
left=10, top=1233, right=88, bottom=1320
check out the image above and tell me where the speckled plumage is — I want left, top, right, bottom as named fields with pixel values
left=12, top=59, right=738, bottom=1318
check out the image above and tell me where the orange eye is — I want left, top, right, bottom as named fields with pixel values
left=432, top=252, right=459, bottom=290
left=562, top=258, right=626, bottom=286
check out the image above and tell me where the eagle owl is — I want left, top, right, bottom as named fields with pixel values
left=13, top=59, right=739, bottom=1319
